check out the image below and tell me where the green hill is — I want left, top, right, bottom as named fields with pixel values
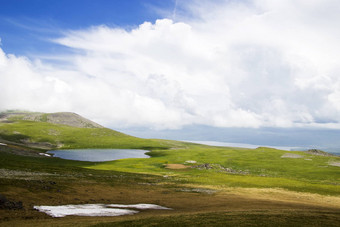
left=0, top=111, right=178, bottom=150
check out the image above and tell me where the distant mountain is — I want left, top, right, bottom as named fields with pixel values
left=0, top=111, right=103, bottom=128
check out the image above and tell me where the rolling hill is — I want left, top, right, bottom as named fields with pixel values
left=0, top=111, right=179, bottom=150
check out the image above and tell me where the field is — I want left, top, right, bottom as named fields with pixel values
left=0, top=117, right=340, bottom=226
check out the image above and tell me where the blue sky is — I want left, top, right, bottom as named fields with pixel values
left=1, top=0, right=340, bottom=150
left=0, top=0, right=175, bottom=55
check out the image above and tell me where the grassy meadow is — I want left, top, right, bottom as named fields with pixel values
left=0, top=117, right=340, bottom=226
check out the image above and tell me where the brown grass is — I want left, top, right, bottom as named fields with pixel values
left=1, top=179, right=340, bottom=227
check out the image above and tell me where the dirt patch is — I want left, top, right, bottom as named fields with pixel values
left=164, top=164, right=189, bottom=169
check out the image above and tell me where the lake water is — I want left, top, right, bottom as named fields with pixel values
left=47, top=149, right=150, bottom=162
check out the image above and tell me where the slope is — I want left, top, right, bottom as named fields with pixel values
left=0, top=111, right=178, bottom=150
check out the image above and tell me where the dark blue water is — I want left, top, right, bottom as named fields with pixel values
left=47, top=149, right=150, bottom=162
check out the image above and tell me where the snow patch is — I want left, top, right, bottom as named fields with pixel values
left=107, top=204, right=171, bottom=210
left=34, top=203, right=171, bottom=217
left=39, top=153, right=51, bottom=157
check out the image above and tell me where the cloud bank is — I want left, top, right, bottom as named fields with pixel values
left=1, top=0, right=340, bottom=129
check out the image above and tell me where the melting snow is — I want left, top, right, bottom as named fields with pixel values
left=107, top=204, right=172, bottom=210
left=39, top=153, right=51, bottom=157
left=34, top=203, right=171, bottom=217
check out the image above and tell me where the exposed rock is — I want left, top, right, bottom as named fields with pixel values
left=329, top=162, right=340, bottom=167
left=185, top=160, right=197, bottom=164
left=178, top=188, right=217, bottom=194
left=191, top=163, right=249, bottom=175
left=305, top=149, right=334, bottom=157
left=281, top=153, right=304, bottom=159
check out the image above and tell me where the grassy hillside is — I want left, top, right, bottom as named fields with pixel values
left=0, top=119, right=178, bottom=150
left=0, top=113, right=339, bottom=195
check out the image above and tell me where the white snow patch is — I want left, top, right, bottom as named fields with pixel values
left=34, top=204, right=138, bottom=217
left=39, top=153, right=51, bottom=157
left=107, top=204, right=171, bottom=210
left=0, top=143, right=7, bottom=146
left=34, top=203, right=171, bottom=217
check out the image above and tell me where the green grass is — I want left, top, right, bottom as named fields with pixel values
left=88, top=145, right=340, bottom=195
left=0, top=120, right=180, bottom=149
left=1, top=119, right=339, bottom=196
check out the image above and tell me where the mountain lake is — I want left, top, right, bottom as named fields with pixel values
left=47, top=149, right=150, bottom=162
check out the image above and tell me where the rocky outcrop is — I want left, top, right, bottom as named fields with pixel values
left=305, top=149, right=334, bottom=157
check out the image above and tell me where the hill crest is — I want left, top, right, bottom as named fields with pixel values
left=0, top=111, right=104, bottom=128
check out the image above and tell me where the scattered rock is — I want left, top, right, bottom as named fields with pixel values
left=185, top=160, right=197, bottom=164
left=305, top=149, right=334, bottom=157
left=191, top=163, right=249, bottom=175
left=281, top=153, right=304, bottom=159
left=328, top=162, right=340, bottom=167
left=0, top=169, right=56, bottom=179
left=178, top=188, right=217, bottom=194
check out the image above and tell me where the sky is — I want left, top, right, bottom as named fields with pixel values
left=1, top=0, right=340, bottom=143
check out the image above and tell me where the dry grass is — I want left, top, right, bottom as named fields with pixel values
left=182, top=184, right=340, bottom=209
left=1, top=179, right=340, bottom=227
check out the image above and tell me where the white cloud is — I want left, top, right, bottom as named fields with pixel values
left=1, top=0, right=340, bottom=129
